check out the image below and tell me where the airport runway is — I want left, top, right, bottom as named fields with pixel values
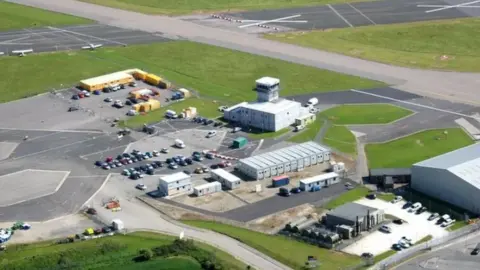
left=0, top=24, right=172, bottom=55
left=227, top=0, right=479, bottom=30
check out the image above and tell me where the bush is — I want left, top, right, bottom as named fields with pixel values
left=138, top=249, right=153, bottom=261
left=99, top=240, right=126, bottom=254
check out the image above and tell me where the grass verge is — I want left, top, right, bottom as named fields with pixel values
left=366, top=128, right=474, bottom=168
left=324, top=186, right=370, bottom=210
left=81, top=0, right=378, bottom=15
left=377, top=193, right=395, bottom=202
left=323, top=125, right=356, bottom=154
left=182, top=220, right=362, bottom=269
left=0, top=1, right=92, bottom=31
left=414, top=235, right=432, bottom=245
left=319, top=104, right=413, bottom=125
left=265, top=18, right=480, bottom=72
left=287, top=117, right=323, bottom=143
left=0, top=41, right=383, bottom=103
left=447, top=221, right=469, bottom=232
left=247, top=127, right=291, bottom=140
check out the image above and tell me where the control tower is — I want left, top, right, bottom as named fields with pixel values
left=255, top=77, right=280, bottom=102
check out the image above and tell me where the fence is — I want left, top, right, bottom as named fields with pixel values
left=374, top=222, right=480, bottom=269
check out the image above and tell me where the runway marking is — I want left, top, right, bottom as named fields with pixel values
left=418, top=4, right=480, bottom=8
left=47, top=26, right=127, bottom=46
left=80, top=144, right=130, bottom=158
left=68, top=175, right=109, bottom=178
left=0, top=127, right=104, bottom=134
left=24, top=131, right=62, bottom=142
left=55, top=171, right=71, bottom=192
left=350, top=89, right=480, bottom=120
left=238, top=15, right=305, bottom=28
left=240, top=19, right=308, bottom=23
left=82, top=173, right=112, bottom=207
left=424, top=0, right=480, bottom=13
left=327, top=4, right=354, bottom=27
left=347, top=3, right=376, bottom=25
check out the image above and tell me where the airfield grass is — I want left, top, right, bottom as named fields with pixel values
left=319, top=104, right=413, bottom=125
left=247, top=127, right=291, bottom=140
left=323, top=125, right=356, bottom=154
left=183, top=220, right=362, bottom=269
left=0, top=232, right=245, bottom=270
left=265, top=18, right=480, bottom=72
left=0, top=41, right=382, bottom=103
left=81, top=0, right=377, bottom=15
left=288, top=116, right=324, bottom=143
left=0, top=1, right=92, bottom=31
left=324, top=186, right=370, bottom=209
left=366, top=128, right=474, bottom=169
left=120, top=98, right=223, bottom=128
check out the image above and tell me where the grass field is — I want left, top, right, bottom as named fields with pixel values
left=288, top=116, right=324, bottom=143
left=183, top=220, right=362, bottom=269
left=366, top=128, right=474, bottom=168
left=0, top=41, right=382, bottom=104
left=447, top=221, right=469, bottom=232
left=0, top=232, right=246, bottom=270
left=247, top=127, right=291, bottom=139
left=81, top=0, right=376, bottom=15
left=120, top=98, right=223, bottom=128
left=0, top=1, right=92, bottom=31
left=325, top=186, right=370, bottom=209
left=265, top=18, right=480, bottom=72
left=323, top=125, right=356, bottom=154
left=319, top=104, right=413, bottom=125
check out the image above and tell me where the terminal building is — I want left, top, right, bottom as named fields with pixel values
left=223, top=77, right=312, bottom=132
left=236, top=141, right=331, bottom=180
left=158, top=172, right=192, bottom=197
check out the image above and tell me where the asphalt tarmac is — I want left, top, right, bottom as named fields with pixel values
left=0, top=24, right=171, bottom=55
left=228, top=0, right=476, bottom=30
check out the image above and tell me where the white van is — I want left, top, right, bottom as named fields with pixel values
left=175, top=139, right=185, bottom=148
left=295, top=125, right=305, bottom=132
left=408, top=202, right=422, bottom=213
left=165, top=110, right=177, bottom=119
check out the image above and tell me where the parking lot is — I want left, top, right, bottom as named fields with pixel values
left=343, top=198, right=449, bottom=256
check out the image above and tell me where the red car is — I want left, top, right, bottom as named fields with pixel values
left=106, top=156, right=113, bottom=162
left=120, top=159, right=129, bottom=165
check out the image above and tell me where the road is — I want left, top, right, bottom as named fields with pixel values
left=6, top=0, right=480, bottom=106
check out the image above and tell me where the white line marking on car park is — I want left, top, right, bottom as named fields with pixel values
left=80, top=144, right=130, bottom=158
left=47, top=26, right=128, bottom=46
left=55, top=171, right=71, bottom=192
left=424, top=0, right=480, bottom=13
left=350, top=89, right=480, bottom=120
left=347, top=3, right=376, bottom=25
left=0, top=127, right=104, bottom=134
left=418, top=4, right=480, bottom=8
left=25, top=131, right=62, bottom=142
left=82, top=173, right=112, bottom=207
left=327, top=4, right=354, bottom=27
left=238, top=14, right=304, bottom=28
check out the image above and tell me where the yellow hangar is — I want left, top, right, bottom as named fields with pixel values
left=80, top=71, right=134, bottom=91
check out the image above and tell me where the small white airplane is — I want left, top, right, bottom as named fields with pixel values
left=12, top=49, right=33, bottom=57
left=81, top=43, right=103, bottom=50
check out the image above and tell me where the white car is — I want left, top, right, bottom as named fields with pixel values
left=206, top=130, right=217, bottom=138
left=232, top=127, right=241, bottom=133
left=104, top=97, right=113, bottom=102
left=152, top=150, right=159, bottom=156
left=441, top=219, right=455, bottom=227
left=127, top=110, right=137, bottom=116
left=379, top=225, right=392, bottom=233
left=391, top=196, right=403, bottom=203
left=218, top=105, right=228, bottom=112
left=398, top=240, right=410, bottom=248
left=82, top=90, right=91, bottom=97
left=161, top=148, right=169, bottom=154
left=401, top=236, right=413, bottom=244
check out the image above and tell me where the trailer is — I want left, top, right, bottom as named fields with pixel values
left=194, top=181, right=222, bottom=197
left=272, top=175, right=289, bottom=187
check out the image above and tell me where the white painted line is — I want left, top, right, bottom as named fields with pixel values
left=80, top=144, right=130, bottom=158
left=67, top=175, right=109, bottom=178
left=25, top=131, right=62, bottom=142
left=0, top=127, right=104, bottom=134
left=347, top=3, right=376, bottom=25
left=425, top=0, right=480, bottom=13
left=240, top=19, right=308, bottom=23
left=328, top=4, right=354, bottom=27
left=418, top=4, right=480, bottom=8
left=55, top=171, right=71, bottom=192
left=82, top=173, right=112, bottom=207
left=350, top=89, right=480, bottom=120
left=47, top=26, right=127, bottom=46
left=239, top=14, right=303, bottom=28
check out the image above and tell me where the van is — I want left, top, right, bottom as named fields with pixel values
left=165, top=110, right=177, bottom=119
left=295, top=125, right=305, bottom=132
left=175, top=139, right=185, bottom=148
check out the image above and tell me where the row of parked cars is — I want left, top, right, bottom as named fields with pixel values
left=95, top=149, right=170, bottom=170
left=401, top=200, right=455, bottom=227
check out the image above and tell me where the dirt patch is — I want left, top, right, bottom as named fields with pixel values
left=172, top=191, right=246, bottom=212
left=248, top=204, right=317, bottom=233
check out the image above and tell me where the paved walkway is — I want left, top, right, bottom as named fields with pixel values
left=7, top=0, right=480, bottom=105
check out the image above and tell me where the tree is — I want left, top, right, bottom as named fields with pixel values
left=138, top=248, right=153, bottom=261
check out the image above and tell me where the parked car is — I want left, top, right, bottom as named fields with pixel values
left=232, top=127, right=242, bottom=133
left=379, top=225, right=392, bottom=233
left=391, top=196, right=403, bottom=203
left=290, top=187, right=302, bottom=194
left=428, top=213, right=440, bottom=221
left=361, top=253, right=373, bottom=259
left=136, top=184, right=147, bottom=190
left=471, top=244, right=480, bottom=255
left=401, top=236, right=413, bottom=245
left=168, top=163, right=178, bottom=169
left=183, top=170, right=191, bottom=175
left=398, top=240, right=410, bottom=248
left=104, top=97, right=113, bottom=102
left=102, top=226, right=112, bottom=233
left=154, top=161, right=163, bottom=167
left=206, top=130, right=217, bottom=138
left=416, top=207, right=427, bottom=215
left=393, top=219, right=406, bottom=225
left=68, top=106, right=79, bottom=112
left=392, top=244, right=402, bottom=251
left=366, top=193, right=377, bottom=200
left=161, top=148, right=169, bottom=154
left=441, top=219, right=455, bottom=227
left=279, top=187, right=291, bottom=197
left=95, top=161, right=103, bottom=166
left=403, top=201, right=412, bottom=209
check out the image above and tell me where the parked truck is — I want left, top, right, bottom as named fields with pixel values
left=305, top=97, right=318, bottom=107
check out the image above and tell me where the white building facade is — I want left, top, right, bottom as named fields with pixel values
left=223, top=77, right=310, bottom=132
left=299, top=172, right=340, bottom=191
left=236, top=141, right=331, bottom=180
left=194, top=181, right=222, bottom=197
left=411, top=143, right=480, bottom=214
left=158, top=172, right=192, bottom=197
left=210, top=169, right=241, bottom=190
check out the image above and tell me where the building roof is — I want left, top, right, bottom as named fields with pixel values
left=211, top=169, right=241, bottom=183
left=194, top=181, right=221, bottom=190
left=300, top=172, right=339, bottom=185
left=255, top=77, right=279, bottom=86
left=240, top=141, right=330, bottom=170
left=160, top=172, right=191, bottom=183
left=224, top=98, right=301, bottom=115
left=80, top=71, right=133, bottom=86
left=369, top=168, right=411, bottom=176
left=328, top=203, right=378, bottom=222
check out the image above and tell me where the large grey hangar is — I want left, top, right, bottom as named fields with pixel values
left=236, top=141, right=331, bottom=180
left=411, top=143, right=480, bottom=214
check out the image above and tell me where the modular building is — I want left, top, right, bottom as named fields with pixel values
left=299, top=172, right=340, bottom=191
left=223, top=77, right=311, bottom=132
left=272, top=175, right=289, bottom=187
left=194, top=181, right=222, bottom=197
left=145, top=74, right=162, bottom=86
left=236, top=141, right=331, bottom=180
left=326, top=203, right=384, bottom=237
left=411, top=143, right=480, bottom=214
left=80, top=71, right=134, bottom=91
left=158, top=172, right=192, bottom=197
left=233, top=137, right=248, bottom=149
left=295, top=113, right=316, bottom=126
left=210, top=168, right=241, bottom=190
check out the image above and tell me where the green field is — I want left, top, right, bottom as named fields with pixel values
left=323, top=125, right=356, bottom=154
left=447, top=221, right=470, bottom=232
left=183, top=220, right=362, bottom=269
left=0, top=1, right=92, bottom=30
left=319, top=104, right=413, bottom=125
left=0, top=232, right=246, bottom=270
left=121, top=98, right=224, bottom=128
left=366, top=128, right=474, bottom=168
left=247, top=127, right=291, bottom=140
left=265, top=18, right=480, bottom=72
left=288, top=116, right=324, bottom=143
left=0, top=41, right=382, bottom=103
left=325, top=186, right=370, bottom=209
left=81, top=0, right=376, bottom=15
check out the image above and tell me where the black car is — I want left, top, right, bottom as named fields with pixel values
left=166, top=158, right=173, bottom=164
left=131, top=157, right=138, bottom=163
left=290, top=187, right=302, bottom=194
left=393, top=219, right=405, bottom=225
left=122, top=153, right=131, bottom=158
left=179, top=161, right=187, bottom=166
left=150, top=163, right=158, bottom=169
left=210, top=164, right=219, bottom=169
left=130, top=174, right=139, bottom=180
left=214, top=122, right=222, bottom=127
left=154, top=161, right=163, bottom=167
left=183, top=170, right=191, bottom=175
left=95, top=161, right=103, bottom=166
left=146, top=169, right=154, bottom=175
left=471, top=244, right=480, bottom=255
left=279, top=187, right=290, bottom=197
left=102, top=226, right=112, bottom=233
left=140, top=165, right=148, bottom=171
left=207, top=119, right=214, bottom=125
left=134, top=166, right=142, bottom=172
left=416, top=207, right=427, bottom=215
left=403, top=201, right=412, bottom=209
left=366, top=193, right=377, bottom=200
left=392, top=244, right=402, bottom=251
left=116, top=155, right=123, bottom=160
left=361, top=253, right=373, bottom=259
left=185, top=158, right=193, bottom=165
left=68, top=106, right=79, bottom=112
left=125, top=100, right=132, bottom=106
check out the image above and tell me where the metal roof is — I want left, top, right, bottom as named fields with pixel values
left=273, top=149, right=298, bottom=161
left=369, top=168, right=411, bottom=176
left=211, top=169, right=241, bottom=183
left=160, top=172, right=190, bottom=183
left=194, top=181, right=221, bottom=190
left=255, top=77, right=279, bottom=86
left=80, top=71, right=133, bottom=86
left=300, top=172, right=339, bottom=185
left=327, top=203, right=378, bottom=222
left=262, top=152, right=290, bottom=164
left=225, top=98, right=301, bottom=115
